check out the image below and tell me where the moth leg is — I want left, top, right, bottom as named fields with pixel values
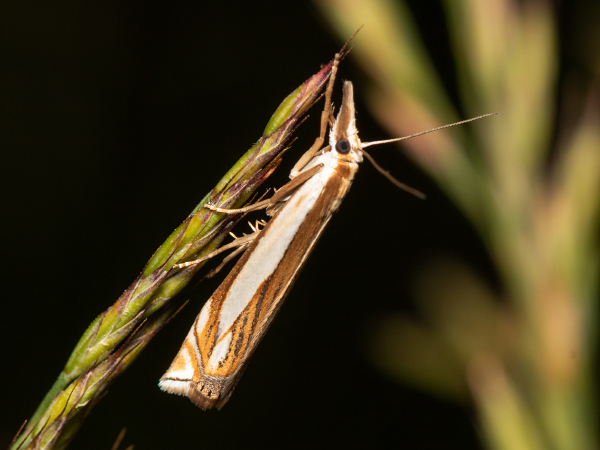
left=201, top=243, right=248, bottom=280
left=198, top=219, right=266, bottom=278
left=204, top=198, right=271, bottom=214
left=204, top=163, right=324, bottom=215
left=266, top=163, right=324, bottom=215
left=174, top=227, right=261, bottom=270
left=290, top=50, right=342, bottom=178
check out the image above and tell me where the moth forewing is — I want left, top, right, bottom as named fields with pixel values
left=159, top=80, right=364, bottom=410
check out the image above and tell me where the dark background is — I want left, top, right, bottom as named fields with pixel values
left=0, top=1, right=593, bottom=449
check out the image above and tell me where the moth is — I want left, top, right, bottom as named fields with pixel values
left=159, top=50, right=492, bottom=410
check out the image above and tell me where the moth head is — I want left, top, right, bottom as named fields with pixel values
left=330, top=81, right=362, bottom=163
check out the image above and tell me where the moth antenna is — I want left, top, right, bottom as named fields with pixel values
left=360, top=148, right=426, bottom=199
left=361, top=113, right=496, bottom=148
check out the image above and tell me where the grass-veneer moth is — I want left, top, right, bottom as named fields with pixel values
left=159, top=48, right=494, bottom=410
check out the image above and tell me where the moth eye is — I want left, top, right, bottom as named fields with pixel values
left=335, top=138, right=351, bottom=154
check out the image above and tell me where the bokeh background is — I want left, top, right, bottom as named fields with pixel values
left=1, top=1, right=598, bottom=449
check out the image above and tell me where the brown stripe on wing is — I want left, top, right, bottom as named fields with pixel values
left=193, top=243, right=257, bottom=368
left=200, top=275, right=271, bottom=377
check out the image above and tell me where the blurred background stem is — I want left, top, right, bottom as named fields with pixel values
left=316, top=1, right=600, bottom=449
